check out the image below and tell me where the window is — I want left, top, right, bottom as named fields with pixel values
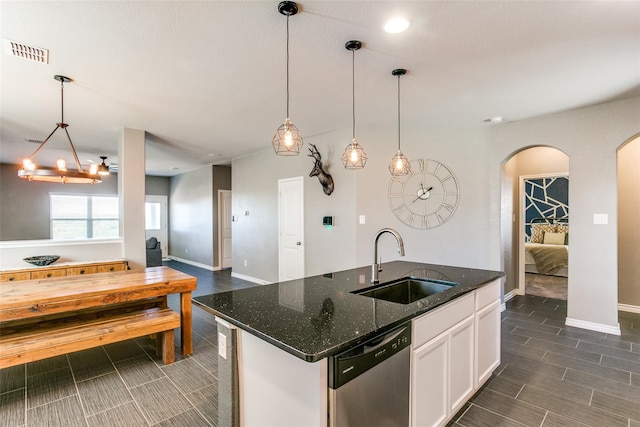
left=50, top=194, right=119, bottom=239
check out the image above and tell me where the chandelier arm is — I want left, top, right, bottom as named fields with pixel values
left=27, top=125, right=60, bottom=159
left=63, top=127, right=85, bottom=172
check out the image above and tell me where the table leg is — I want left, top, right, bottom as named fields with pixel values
left=180, top=291, right=193, bottom=355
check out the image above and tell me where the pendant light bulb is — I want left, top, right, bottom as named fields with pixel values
left=272, top=2, right=303, bottom=156
left=89, top=163, right=99, bottom=175
left=22, top=159, right=35, bottom=171
left=342, top=40, right=367, bottom=170
left=56, top=159, right=67, bottom=171
left=389, top=68, right=411, bottom=176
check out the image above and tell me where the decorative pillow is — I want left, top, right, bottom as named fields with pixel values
left=543, top=231, right=566, bottom=245
left=146, top=237, right=158, bottom=249
left=530, top=224, right=556, bottom=243
left=556, top=223, right=569, bottom=244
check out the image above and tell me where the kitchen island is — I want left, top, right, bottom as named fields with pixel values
left=194, top=261, right=504, bottom=426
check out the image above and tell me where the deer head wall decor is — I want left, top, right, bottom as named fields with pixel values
left=308, top=144, right=334, bottom=196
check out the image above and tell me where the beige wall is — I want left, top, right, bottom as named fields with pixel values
left=618, top=135, right=640, bottom=306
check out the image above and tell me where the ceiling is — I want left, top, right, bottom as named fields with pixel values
left=1, top=1, right=639, bottom=176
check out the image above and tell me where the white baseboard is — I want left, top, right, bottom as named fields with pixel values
left=231, top=271, right=272, bottom=285
left=167, top=256, right=219, bottom=271
left=565, top=317, right=621, bottom=336
left=618, top=304, right=640, bottom=314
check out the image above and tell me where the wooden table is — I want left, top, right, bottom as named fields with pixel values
left=0, top=266, right=197, bottom=355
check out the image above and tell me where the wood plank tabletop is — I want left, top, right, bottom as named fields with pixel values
left=0, top=266, right=197, bottom=322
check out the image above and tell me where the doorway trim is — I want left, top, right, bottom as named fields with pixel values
left=218, top=190, right=232, bottom=270
left=517, top=172, right=568, bottom=297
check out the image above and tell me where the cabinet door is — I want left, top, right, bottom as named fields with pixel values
left=449, top=315, right=475, bottom=414
left=31, top=268, right=66, bottom=279
left=66, top=266, right=98, bottom=276
left=412, top=332, right=448, bottom=427
left=475, top=299, right=501, bottom=387
left=97, top=262, right=127, bottom=273
left=0, top=271, right=31, bottom=282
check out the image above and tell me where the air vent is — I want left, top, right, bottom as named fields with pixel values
left=4, top=39, right=49, bottom=64
left=25, top=138, right=44, bottom=144
left=108, top=164, right=118, bottom=173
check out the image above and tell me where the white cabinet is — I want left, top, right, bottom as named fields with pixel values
left=411, top=280, right=501, bottom=427
left=411, top=293, right=474, bottom=427
left=412, top=332, right=449, bottom=427
left=475, top=298, right=501, bottom=386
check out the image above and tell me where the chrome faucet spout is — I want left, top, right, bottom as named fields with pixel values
left=371, top=228, right=405, bottom=284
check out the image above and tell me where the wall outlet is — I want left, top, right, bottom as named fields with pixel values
left=185, top=248, right=188, bottom=253
left=218, top=332, right=227, bottom=359
left=359, top=215, right=366, bottom=225
left=244, top=260, right=247, bottom=267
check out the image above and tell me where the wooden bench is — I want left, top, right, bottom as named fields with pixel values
left=0, top=306, right=180, bottom=369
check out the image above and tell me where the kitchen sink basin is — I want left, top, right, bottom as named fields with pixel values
left=353, top=277, right=458, bottom=305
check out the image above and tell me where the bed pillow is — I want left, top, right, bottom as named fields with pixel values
left=531, top=224, right=556, bottom=243
left=556, top=223, right=569, bottom=244
left=543, top=231, right=566, bottom=245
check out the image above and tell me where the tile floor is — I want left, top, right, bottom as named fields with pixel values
left=2, top=262, right=640, bottom=426
left=451, top=294, right=640, bottom=427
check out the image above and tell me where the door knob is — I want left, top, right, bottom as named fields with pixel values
left=296, top=241, right=301, bottom=245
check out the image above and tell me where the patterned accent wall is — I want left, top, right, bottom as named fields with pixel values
left=524, top=176, right=569, bottom=240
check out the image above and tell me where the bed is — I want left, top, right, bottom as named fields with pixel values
left=524, top=217, right=569, bottom=277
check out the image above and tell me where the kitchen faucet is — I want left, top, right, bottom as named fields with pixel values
left=372, top=228, right=405, bottom=284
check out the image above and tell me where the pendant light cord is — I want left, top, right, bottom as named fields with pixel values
left=352, top=49, right=356, bottom=141
left=397, top=74, right=401, bottom=151
left=286, top=13, right=290, bottom=118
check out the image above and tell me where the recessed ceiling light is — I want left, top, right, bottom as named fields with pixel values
left=384, top=17, right=410, bottom=34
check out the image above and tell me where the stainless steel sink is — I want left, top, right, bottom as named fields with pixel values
left=352, top=277, right=458, bottom=304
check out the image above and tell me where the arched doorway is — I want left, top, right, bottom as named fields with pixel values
left=501, top=146, right=569, bottom=300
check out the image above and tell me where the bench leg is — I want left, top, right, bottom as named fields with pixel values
left=160, top=329, right=175, bottom=364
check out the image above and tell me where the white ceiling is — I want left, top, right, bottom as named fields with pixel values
left=1, top=1, right=639, bottom=176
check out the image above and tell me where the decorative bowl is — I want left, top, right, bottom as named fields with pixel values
left=23, top=255, right=60, bottom=267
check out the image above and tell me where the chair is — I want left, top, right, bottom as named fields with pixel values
left=146, top=237, right=162, bottom=267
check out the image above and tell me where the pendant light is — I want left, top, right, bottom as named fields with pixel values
left=97, top=156, right=111, bottom=176
left=272, top=1, right=303, bottom=156
left=341, top=40, right=367, bottom=170
left=18, top=75, right=101, bottom=184
left=388, top=68, right=411, bottom=176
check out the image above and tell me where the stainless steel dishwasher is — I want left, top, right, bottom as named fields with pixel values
left=328, top=323, right=411, bottom=427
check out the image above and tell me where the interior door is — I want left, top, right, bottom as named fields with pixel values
left=145, top=195, right=168, bottom=258
left=278, top=177, right=304, bottom=282
left=219, top=190, right=232, bottom=269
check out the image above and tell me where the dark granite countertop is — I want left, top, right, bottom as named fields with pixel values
left=193, top=261, right=504, bottom=362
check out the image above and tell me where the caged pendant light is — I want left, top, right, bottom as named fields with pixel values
left=18, top=75, right=101, bottom=184
left=272, top=1, right=304, bottom=156
left=388, top=68, right=411, bottom=176
left=341, top=40, right=367, bottom=170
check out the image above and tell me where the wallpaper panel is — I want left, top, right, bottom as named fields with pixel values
left=524, top=176, right=569, bottom=240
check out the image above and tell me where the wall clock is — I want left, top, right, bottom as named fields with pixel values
left=388, top=159, right=459, bottom=229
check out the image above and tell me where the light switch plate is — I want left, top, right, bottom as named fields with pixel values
left=593, top=213, right=608, bottom=225
left=218, top=332, right=227, bottom=359
left=359, top=215, right=366, bottom=224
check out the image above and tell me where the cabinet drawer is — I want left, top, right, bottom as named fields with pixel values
left=31, top=269, right=66, bottom=279
left=97, top=262, right=127, bottom=273
left=0, top=272, right=31, bottom=282
left=413, top=293, right=474, bottom=348
left=66, top=266, right=98, bottom=276
left=475, top=280, right=500, bottom=311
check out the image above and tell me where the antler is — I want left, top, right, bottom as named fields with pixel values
left=308, top=143, right=321, bottom=163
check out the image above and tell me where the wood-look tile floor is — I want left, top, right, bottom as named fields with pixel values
left=451, top=294, right=640, bottom=427
left=2, top=263, right=640, bottom=426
